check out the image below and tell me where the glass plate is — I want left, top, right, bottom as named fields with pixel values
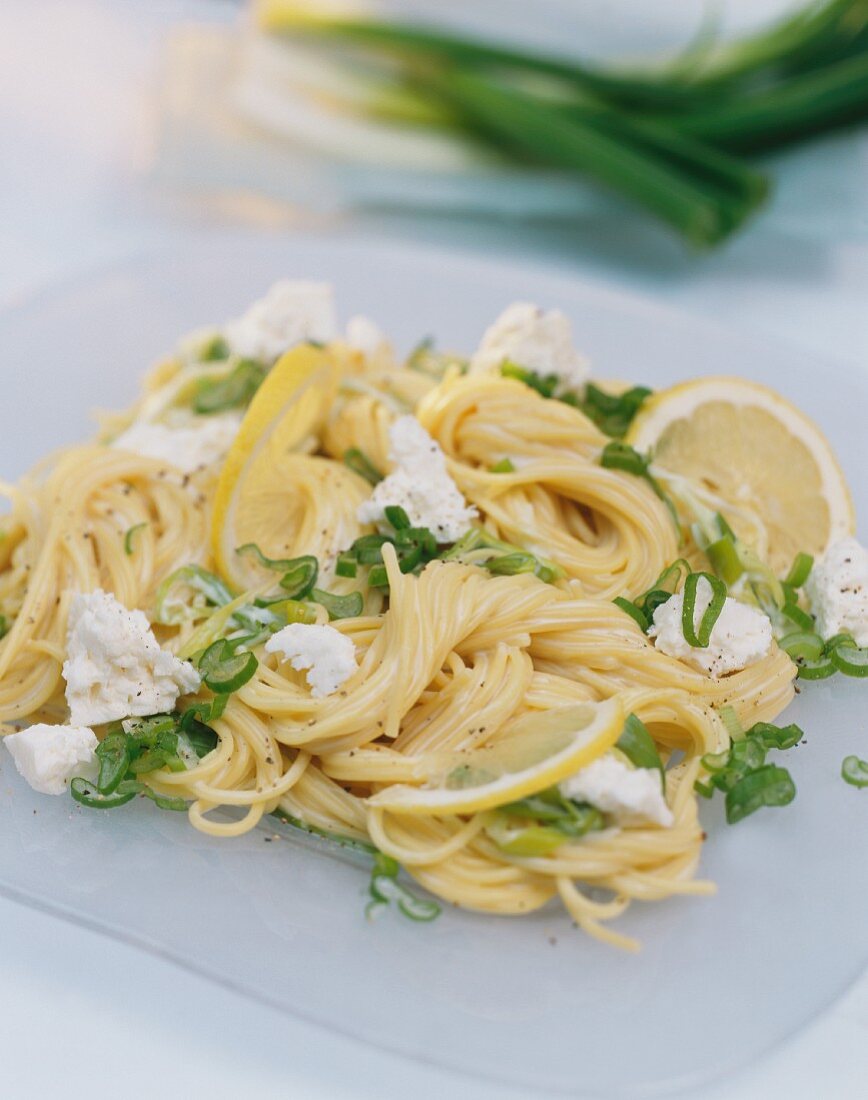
left=1, top=233, right=866, bottom=1098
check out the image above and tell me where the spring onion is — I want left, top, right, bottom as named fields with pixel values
left=484, top=817, right=570, bottom=857
left=310, top=588, right=364, bottom=620
left=785, top=551, right=814, bottom=588
left=343, top=448, right=384, bottom=486
left=725, top=765, right=796, bottom=824
left=575, top=384, right=652, bottom=438
left=70, top=776, right=142, bottom=809
left=498, top=786, right=604, bottom=838
left=194, top=359, right=266, bottom=414
left=842, top=755, right=868, bottom=788
left=123, top=522, right=147, bottom=556
left=828, top=635, right=868, bottom=678
left=617, top=713, right=665, bottom=788
left=367, top=852, right=441, bottom=922
left=198, top=639, right=259, bottom=693
left=490, top=458, right=516, bottom=473
left=198, top=334, right=231, bottom=362
left=259, top=1, right=868, bottom=245
left=697, top=718, right=802, bottom=824
left=154, top=565, right=235, bottom=626
left=600, top=442, right=680, bottom=530
left=681, top=571, right=727, bottom=648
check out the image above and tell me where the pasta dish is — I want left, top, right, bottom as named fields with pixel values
left=2, top=281, right=865, bottom=950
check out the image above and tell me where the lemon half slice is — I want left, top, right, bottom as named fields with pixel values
left=367, top=698, right=624, bottom=816
left=211, top=344, right=342, bottom=588
left=627, top=376, right=854, bottom=573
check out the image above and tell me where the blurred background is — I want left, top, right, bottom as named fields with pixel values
left=2, top=0, right=866, bottom=364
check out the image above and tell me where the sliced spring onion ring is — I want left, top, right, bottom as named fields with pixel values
left=842, top=756, right=868, bottom=788
left=198, top=639, right=259, bottom=693
left=784, top=552, right=814, bottom=589
left=681, top=571, right=726, bottom=648
left=725, top=764, right=796, bottom=824
left=343, top=447, right=383, bottom=485
left=616, top=713, right=665, bottom=789
left=311, top=588, right=364, bottom=620
left=123, top=522, right=147, bottom=556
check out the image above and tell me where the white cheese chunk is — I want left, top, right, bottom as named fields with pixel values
left=805, top=536, right=868, bottom=646
left=648, top=576, right=773, bottom=677
left=112, top=413, right=241, bottom=474
left=560, top=754, right=672, bottom=827
left=265, top=623, right=357, bottom=699
left=4, top=724, right=98, bottom=796
left=63, top=590, right=201, bottom=726
left=224, top=280, right=338, bottom=362
left=356, top=415, right=477, bottom=544
left=345, top=314, right=387, bottom=357
left=470, top=302, right=589, bottom=391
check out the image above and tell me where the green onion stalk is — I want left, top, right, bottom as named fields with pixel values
left=256, top=0, right=868, bottom=247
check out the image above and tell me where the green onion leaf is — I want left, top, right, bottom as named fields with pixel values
left=95, top=732, right=132, bottom=795
left=366, top=851, right=441, bottom=922
left=198, top=334, right=231, bottom=362
left=616, top=713, right=665, bottom=789
left=842, top=755, right=868, bottom=788
left=198, top=639, right=259, bottom=693
left=154, top=564, right=235, bottom=626
left=485, top=818, right=568, bottom=857
left=784, top=552, right=814, bottom=588
left=124, top=522, right=147, bottom=556
left=335, top=552, right=358, bottom=578
left=613, top=596, right=650, bottom=631
left=778, top=629, right=825, bottom=662
left=600, top=442, right=680, bottom=531
left=490, top=458, right=516, bottom=473
left=70, top=776, right=142, bottom=809
left=681, top=571, right=727, bottom=648
left=384, top=504, right=411, bottom=530
left=725, top=764, right=796, bottom=824
left=575, top=383, right=652, bottom=438
left=141, top=787, right=189, bottom=812
left=344, top=448, right=384, bottom=486
left=706, top=534, right=744, bottom=585
left=500, top=362, right=559, bottom=398
left=194, top=359, right=266, bottom=415
left=310, top=587, right=364, bottom=620
left=828, top=636, right=868, bottom=678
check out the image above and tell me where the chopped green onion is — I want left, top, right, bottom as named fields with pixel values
left=94, top=732, right=132, bottom=795
left=344, top=448, right=384, bottom=486
left=498, top=786, right=604, bottom=838
left=483, top=551, right=555, bottom=583
left=796, top=655, right=838, bottom=680
left=500, top=362, right=559, bottom=398
left=279, top=558, right=319, bottom=599
left=717, top=704, right=744, bottom=742
left=751, top=722, right=803, bottom=751
left=199, top=334, right=231, bottom=362
left=367, top=564, right=389, bottom=588
left=780, top=600, right=815, bottom=632
left=141, top=788, right=189, bottom=812
left=842, top=755, right=868, bottom=788
left=681, top=571, right=727, bottom=648
left=70, top=776, right=141, bottom=809
left=784, top=552, right=814, bottom=588
left=725, top=764, right=796, bottom=824
left=310, top=588, right=364, bottom=620
left=154, top=565, right=234, bottom=626
left=778, top=629, right=825, bottom=662
left=198, top=639, right=259, bottom=693
left=828, top=636, right=868, bottom=678
left=367, top=852, right=441, bottom=922
left=616, top=713, right=665, bottom=788
left=335, top=552, right=358, bottom=579
left=600, top=442, right=680, bottom=531
left=124, top=523, right=147, bottom=556
left=706, top=534, right=744, bottom=585
left=576, top=383, right=652, bottom=438
left=613, top=596, right=650, bottom=631
left=484, top=817, right=568, bottom=857
left=490, top=458, right=516, bottom=473
left=194, top=359, right=266, bottom=414
left=384, top=504, right=411, bottom=530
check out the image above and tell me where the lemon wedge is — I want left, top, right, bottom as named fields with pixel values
left=367, top=698, right=624, bottom=816
left=211, top=344, right=344, bottom=589
left=626, top=376, right=854, bottom=574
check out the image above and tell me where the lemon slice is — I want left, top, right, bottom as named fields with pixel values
left=626, top=376, right=854, bottom=574
left=212, top=344, right=343, bottom=588
left=367, top=698, right=624, bottom=816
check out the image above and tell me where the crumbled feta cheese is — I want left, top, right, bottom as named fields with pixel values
left=805, top=537, right=868, bottom=646
left=4, top=724, right=98, bottom=796
left=345, top=315, right=387, bottom=357
left=112, top=413, right=241, bottom=474
left=265, top=623, right=357, bottom=698
left=63, top=590, right=201, bottom=726
left=224, top=280, right=338, bottom=362
left=561, top=754, right=672, bottom=827
left=470, top=302, right=589, bottom=391
left=648, top=576, right=773, bottom=677
left=356, top=415, right=477, bottom=544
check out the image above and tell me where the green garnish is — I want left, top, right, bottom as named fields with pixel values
left=697, top=719, right=802, bottom=824
left=198, top=638, right=259, bottom=693
left=123, top=523, right=147, bottom=556
left=681, top=571, right=727, bottom=648
left=366, top=852, right=441, bottom=922
left=194, top=359, right=266, bottom=414
left=576, top=384, right=652, bottom=438
left=69, top=708, right=220, bottom=813
left=344, top=448, right=384, bottom=486
left=262, top=1, right=868, bottom=246
left=483, top=551, right=558, bottom=585
left=500, top=362, right=560, bottom=398
left=599, top=442, right=680, bottom=531
left=154, top=565, right=235, bottom=626
left=490, top=458, right=516, bottom=473
left=198, top=334, right=231, bottom=362
left=497, top=786, right=604, bottom=841
left=236, top=544, right=319, bottom=600
left=612, top=558, right=691, bottom=632
left=842, top=755, right=868, bottom=788
left=784, top=551, right=814, bottom=588
left=310, top=588, right=364, bottom=620
left=617, top=713, right=665, bottom=789
left=443, top=527, right=563, bottom=586
left=0, top=615, right=10, bottom=641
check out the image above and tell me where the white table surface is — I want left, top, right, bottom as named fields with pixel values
left=1, top=3, right=867, bottom=1097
